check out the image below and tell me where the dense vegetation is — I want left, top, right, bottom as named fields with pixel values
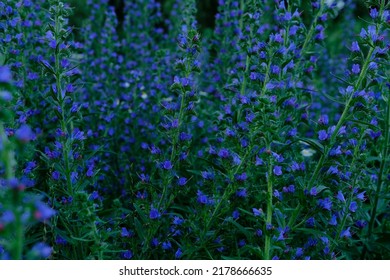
left=1, top=0, right=389, bottom=260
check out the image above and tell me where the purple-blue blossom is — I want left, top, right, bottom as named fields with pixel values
left=149, top=208, right=161, bottom=220
left=0, top=66, right=12, bottom=83
left=0, top=0, right=386, bottom=261
left=273, top=166, right=282, bottom=176
left=318, top=130, right=328, bottom=141
left=15, top=125, right=34, bottom=142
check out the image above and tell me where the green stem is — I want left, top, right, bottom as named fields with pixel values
left=366, top=0, right=388, bottom=245
left=240, top=55, right=250, bottom=95
left=0, top=124, right=23, bottom=259
left=365, top=83, right=390, bottom=255
left=264, top=143, right=273, bottom=260
left=330, top=138, right=363, bottom=254
left=329, top=131, right=365, bottom=255
left=14, top=210, right=23, bottom=259
left=52, top=0, right=84, bottom=259
left=203, top=146, right=252, bottom=236
left=300, top=0, right=325, bottom=58
left=170, top=84, right=187, bottom=164
left=307, top=46, right=375, bottom=188
left=332, top=188, right=354, bottom=252
left=307, top=0, right=388, bottom=190
left=163, top=58, right=192, bottom=210
left=53, top=3, right=73, bottom=197
left=260, top=57, right=272, bottom=97
left=237, top=54, right=250, bottom=121
left=239, top=0, right=245, bottom=32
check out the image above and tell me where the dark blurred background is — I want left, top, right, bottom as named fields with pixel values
left=66, top=0, right=369, bottom=34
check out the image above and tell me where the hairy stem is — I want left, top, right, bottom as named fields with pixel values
left=307, top=46, right=375, bottom=188
left=264, top=144, right=273, bottom=260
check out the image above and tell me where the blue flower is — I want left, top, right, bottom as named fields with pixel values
left=296, top=248, right=303, bottom=258
left=250, top=72, right=259, bottom=80
left=349, top=201, right=358, bottom=212
left=356, top=191, right=366, bottom=201
left=291, top=161, right=300, bottom=171
left=273, top=166, right=282, bottom=176
left=197, top=190, right=214, bottom=205
left=162, top=241, right=172, bottom=250
left=1, top=210, right=15, bottom=224
left=327, top=166, right=338, bottom=175
left=252, top=208, right=263, bottom=217
left=34, top=202, right=56, bottom=221
left=31, top=243, right=52, bottom=259
left=288, top=185, right=295, bottom=193
left=350, top=41, right=360, bottom=52
left=139, top=174, right=150, bottom=183
left=151, top=238, right=159, bottom=247
left=368, top=62, right=378, bottom=70
left=318, top=197, right=332, bottom=211
left=272, top=152, right=284, bottom=162
left=329, top=214, right=338, bottom=226
left=288, top=128, right=297, bottom=137
left=336, top=191, right=345, bottom=203
left=136, top=190, right=148, bottom=199
left=70, top=172, right=78, bottom=184
left=0, top=90, right=12, bottom=102
left=306, top=217, right=315, bottom=228
left=122, top=250, right=133, bottom=259
left=149, top=208, right=161, bottom=220
left=352, top=64, right=360, bottom=74
left=172, top=216, right=184, bottom=225
left=363, top=25, right=378, bottom=41
left=355, top=220, right=367, bottom=228
left=236, top=188, right=247, bottom=198
left=218, top=148, right=230, bottom=158
left=329, top=146, right=342, bottom=156
left=271, top=65, right=280, bottom=75
left=201, top=171, right=215, bottom=180
left=0, top=66, right=12, bottom=83
left=232, top=209, right=240, bottom=219
left=235, top=172, right=247, bottom=182
left=370, top=8, right=379, bottom=19
left=318, top=130, right=328, bottom=141
left=55, top=236, right=67, bottom=245
left=179, top=132, right=192, bottom=141
left=225, top=128, right=236, bottom=137
left=23, top=161, right=37, bottom=174
left=289, top=25, right=299, bottom=36
left=86, top=167, right=94, bottom=177
left=175, top=248, right=183, bottom=259
left=273, top=190, right=282, bottom=200
left=232, top=153, right=241, bottom=165
left=162, top=160, right=173, bottom=170
left=276, top=227, right=289, bottom=241
left=320, top=236, right=329, bottom=245
left=178, top=177, right=187, bottom=186
left=305, top=237, right=318, bottom=248
left=318, top=115, right=329, bottom=125
left=89, top=191, right=100, bottom=201
left=323, top=246, right=330, bottom=255
left=15, top=125, right=35, bottom=142
left=255, top=156, right=264, bottom=166
left=121, top=227, right=133, bottom=237
left=340, top=227, right=351, bottom=238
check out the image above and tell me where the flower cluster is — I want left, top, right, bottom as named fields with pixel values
left=1, top=65, right=55, bottom=259
left=0, top=0, right=389, bottom=260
